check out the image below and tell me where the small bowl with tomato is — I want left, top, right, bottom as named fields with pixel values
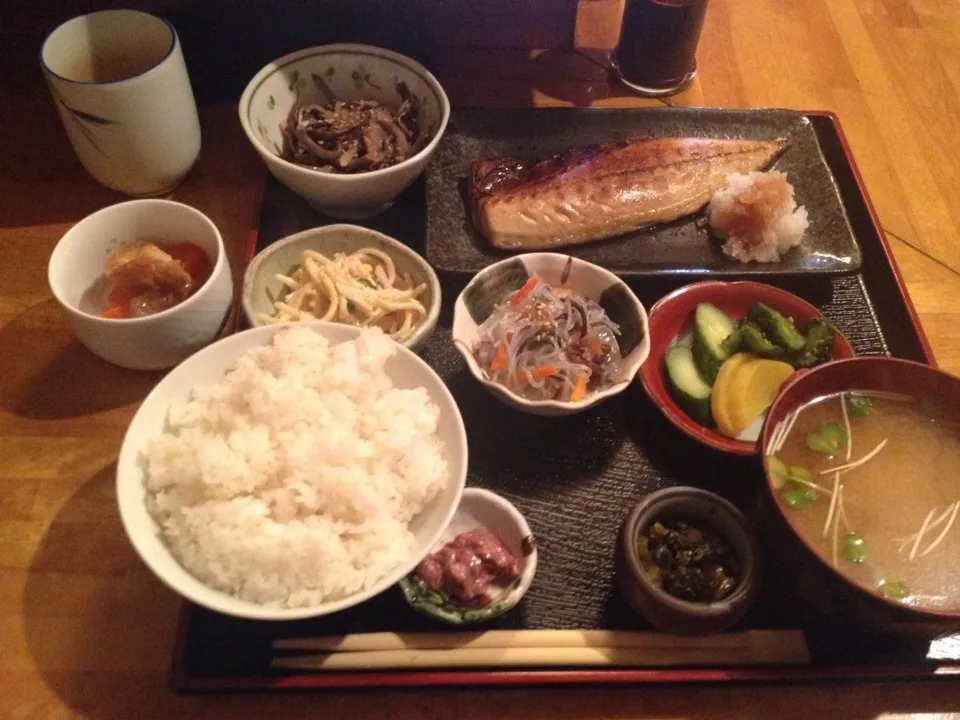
left=48, top=199, right=234, bottom=370
left=638, top=281, right=855, bottom=455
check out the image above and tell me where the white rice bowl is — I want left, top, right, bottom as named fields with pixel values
left=116, top=322, right=467, bottom=621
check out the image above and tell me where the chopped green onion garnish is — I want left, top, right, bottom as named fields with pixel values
left=788, top=465, right=813, bottom=484
left=843, top=533, right=866, bottom=564
left=846, top=393, right=872, bottom=417
left=769, top=456, right=789, bottom=490
left=781, top=485, right=818, bottom=509
left=880, top=580, right=910, bottom=600
left=806, top=420, right=847, bottom=456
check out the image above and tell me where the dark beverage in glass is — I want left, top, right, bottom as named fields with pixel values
left=613, top=0, right=709, bottom=96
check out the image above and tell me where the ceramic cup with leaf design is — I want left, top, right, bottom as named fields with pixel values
left=41, top=10, right=201, bottom=197
left=239, top=44, right=450, bottom=219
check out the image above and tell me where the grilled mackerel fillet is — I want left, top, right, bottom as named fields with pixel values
left=469, top=136, right=788, bottom=250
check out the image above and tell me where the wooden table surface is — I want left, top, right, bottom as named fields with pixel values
left=4, top=1, right=960, bottom=717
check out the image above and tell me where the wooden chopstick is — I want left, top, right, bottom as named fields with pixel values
left=271, top=630, right=810, bottom=671
left=275, top=629, right=777, bottom=652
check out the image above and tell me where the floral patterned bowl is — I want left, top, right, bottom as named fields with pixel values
left=239, top=44, right=450, bottom=219
left=452, top=253, right=651, bottom=417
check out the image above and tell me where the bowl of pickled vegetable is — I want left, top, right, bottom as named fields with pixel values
left=639, top=281, right=856, bottom=455
left=616, top=486, right=761, bottom=635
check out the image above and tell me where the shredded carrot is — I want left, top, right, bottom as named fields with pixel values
left=490, top=339, right=508, bottom=372
left=514, top=365, right=559, bottom=387
left=587, top=335, right=603, bottom=358
left=571, top=373, right=588, bottom=402
left=530, top=364, right=558, bottom=379
left=509, top=277, right=540, bottom=307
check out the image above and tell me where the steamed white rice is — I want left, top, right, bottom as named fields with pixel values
left=144, top=326, right=448, bottom=608
left=708, top=170, right=809, bottom=263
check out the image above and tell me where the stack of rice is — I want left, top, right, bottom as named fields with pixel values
left=144, top=327, right=447, bottom=608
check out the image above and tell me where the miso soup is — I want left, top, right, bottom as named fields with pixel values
left=769, top=390, right=960, bottom=612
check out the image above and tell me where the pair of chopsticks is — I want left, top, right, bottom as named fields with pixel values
left=271, top=629, right=811, bottom=671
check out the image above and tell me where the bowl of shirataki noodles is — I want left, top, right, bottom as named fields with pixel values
left=241, top=224, right=441, bottom=351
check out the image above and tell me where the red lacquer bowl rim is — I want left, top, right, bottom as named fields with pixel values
left=638, top=280, right=856, bottom=456
left=760, top=356, right=960, bottom=620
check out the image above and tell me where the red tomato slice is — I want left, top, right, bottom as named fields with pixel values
left=101, top=284, right=133, bottom=319
left=166, top=243, right=212, bottom=286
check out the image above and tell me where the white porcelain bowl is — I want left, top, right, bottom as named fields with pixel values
left=241, top=224, right=440, bottom=351
left=116, top=321, right=468, bottom=621
left=452, top=253, right=651, bottom=416
left=47, top=199, right=233, bottom=370
left=239, top=44, right=450, bottom=219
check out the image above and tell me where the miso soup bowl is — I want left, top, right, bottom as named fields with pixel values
left=760, top=357, right=960, bottom=637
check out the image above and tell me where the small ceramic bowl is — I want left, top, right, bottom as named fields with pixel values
left=452, top=253, right=651, bottom=416
left=760, top=357, right=960, bottom=635
left=616, top=487, right=761, bottom=635
left=241, top=224, right=440, bottom=351
left=117, top=321, right=468, bottom=621
left=399, top=487, right=537, bottom=625
left=639, top=280, right=855, bottom=455
left=239, top=44, right=450, bottom=219
left=47, top=199, right=234, bottom=370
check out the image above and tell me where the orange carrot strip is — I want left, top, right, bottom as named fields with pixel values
left=509, top=277, right=540, bottom=307
left=490, top=339, right=508, bottom=372
left=587, top=335, right=603, bottom=358
left=571, top=373, right=588, bottom=402
left=530, top=364, right=558, bottom=379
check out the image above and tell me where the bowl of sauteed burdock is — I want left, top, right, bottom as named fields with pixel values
left=639, top=281, right=855, bottom=455
left=616, top=487, right=761, bottom=635
left=239, top=44, right=450, bottom=219
left=47, top=199, right=234, bottom=370
left=761, top=358, right=960, bottom=636
left=452, top=253, right=650, bottom=416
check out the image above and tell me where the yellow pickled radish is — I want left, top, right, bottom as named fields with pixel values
left=726, top=358, right=796, bottom=437
left=711, top=353, right=755, bottom=438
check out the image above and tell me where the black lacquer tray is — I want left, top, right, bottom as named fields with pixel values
left=170, top=111, right=957, bottom=692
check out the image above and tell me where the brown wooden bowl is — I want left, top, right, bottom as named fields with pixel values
left=616, top=487, right=761, bottom=635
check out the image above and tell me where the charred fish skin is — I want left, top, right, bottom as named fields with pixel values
left=469, top=136, right=789, bottom=250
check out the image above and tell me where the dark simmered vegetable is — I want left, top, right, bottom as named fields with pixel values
left=280, top=76, right=428, bottom=173
left=637, top=519, right=739, bottom=603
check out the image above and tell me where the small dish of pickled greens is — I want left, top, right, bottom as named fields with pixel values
left=636, top=519, right=740, bottom=603
left=399, top=488, right=538, bottom=625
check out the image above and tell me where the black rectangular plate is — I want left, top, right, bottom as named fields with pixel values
left=425, top=108, right=862, bottom=278
left=171, top=113, right=951, bottom=693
